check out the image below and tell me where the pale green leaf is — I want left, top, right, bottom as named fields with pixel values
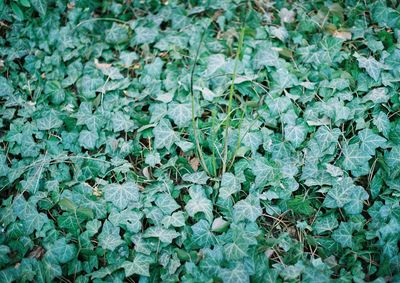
left=332, top=222, right=354, bottom=248
left=233, top=194, right=262, bottom=222
left=185, top=185, right=213, bottom=223
left=153, top=119, right=178, bottom=150
left=358, top=128, right=386, bottom=155
left=78, top=130, right=98, bottom=150
left=104, top=182, right=139, bottom=210
left=182, top=171, right=209, bottom=185
left=122, top=254, right=152, bottom=277
left=168, top=102, right=192, bottom=128
left=155, top=193, right=180, bottom=215
left=98, top=220, right=125, bottom=251
left=219, top=172, right=241, bottom=199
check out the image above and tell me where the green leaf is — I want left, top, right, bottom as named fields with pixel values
left=155, top=193, right=180, bottom=215
left=253, top=47, right=280, bottom=69
left=251, top=158, right=280, bottom=188
left=224, top=241, right=248, bottom=260
left=271, top=67, right=298, bottom=91
left=204, top=54, right=226, bottom=77
left=105, top=23, right=129, bottom=44
left=182, top=171, right=209, bottom=185
left=0, top=77, right=13, bottom=97
left=373, top=112, right=390, bottom=137
left=153, top=119, right=178, bottom=150
left=362, top=87, right=390, bottom=104
left=31, top=0, right=47, bottom=16
left=191, top=219, right=216, bottom=247
left=111, top=111, right=135, bottom=132
left=332, top=222, right=354, bottom=248
left=78, top=130, right=98, bottom=150
left=163, top=211, right=185, bottom=228
left=219, top=173, right=241, bottom=199
left=323, top=177, right=354, bottom=209
left=341, top=143, right=371, bottom=171
left=168, top=102, right=192, bottom=128
left=354, top=53, right=386, bottom=81
left=284, top=123, right=307, bottom=148
left=218, top=263, right=249, bottom=283
left=314, top=127, right=341, bottom=150
left=98, top=220, right=125, bottom=251
left=145, top=151, right=160, bottom=167
left=241, top=131, right=263, bottom=154
left=122, top=254, right=152, bottom=277
left=343, top=186, right=369, bottom=215
left=46, top=238, right=77, bottom=264
left=233, top=194, right=262, bottom=222
left=358, top=128, right=386, bottom=155
left=12, top=197, right=48, bottom=234
left=109, top=209, right=143, bottom=233
left=104, top=182, right=139, bottom=210
left=36, top=111, right=63, bottom=130
left=312, top=213, right=339, bottom=235
left=185, top=185, right=213, bottom=223
left=143, top=226, right=180, bottom=244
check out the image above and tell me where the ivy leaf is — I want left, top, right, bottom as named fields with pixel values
left=122, top=254, right=152, bottom=277
left=271, top=67, right=298, bottom=91
left=314, top=127, right=341, bottom=151
left=233, top=194, right=262, bottom=222
left=323, top=177, right=354, bottom=209
left=46, top=238, right=77, bottom=264
left=155, top=193, right=180, bottom=215
left=104, top=182, right=140, bottom=210
left=343, top=186, right=369, bottom=215
left=185, top=185, right=213, bottom=223
left=332, top=222, right=354, bottom=248
left=78, top=130, right=98, bottom=150
left=0, top=154, right=9, bottom=177
left=354, top=53, right=386, bottom=81
left=145, top=151, right=160, bottom=167
left=36, top=111, right=63, bottom=130
left=312, top=214, right=339, bottom=235
left=224, top=241, right=248, bottom=261
left=218, top=263, right=249, bottom=283
left=163, top=211, right=185, bottom=228
left=168, top=102, right=192, bottom=128
left=12, top=197, right=48, bottom=234
left=219, top=173, right=241, bottom=199
left=98, top=220, right=125, bottom=251
left=362, top=87, right=390, bottom=104
left=105, top=23, right=129, bottom=44
left=191, top=219, right=216, bottom=247
left=111, top=111, right=135, bottom=132
left=253, top=47, right=280, bottom=69
left=204, top=54, right=226, bottom=77
left=341, top=143, right=371, bottom=171
left=284, top=123, right=307, bottom=148
left=182, top=171, right=209, bottom=185
left=109, top=209, right=143, bottom=233
left=31, top=0, right=47, bottom=16
left=143, top=226, right=180, bottom=244
left=241, top=131, right=263, bottom=154
left=79, top=76, right=104, bottom=99
left=373, top=112, right=390, bottom=137
left=153, top=119, right=178, bottom=150
left=251, top=158, right=280, bottom=188
left=358, top=128, right=386, bottom=155
left=0, top=77, right=13, bottom=97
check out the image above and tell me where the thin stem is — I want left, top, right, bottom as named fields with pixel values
left=75, top=17, right=129, bottom=30
left=222, top=26, right=245, bottom=174
left=190, top=31, right=210, bottom=175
